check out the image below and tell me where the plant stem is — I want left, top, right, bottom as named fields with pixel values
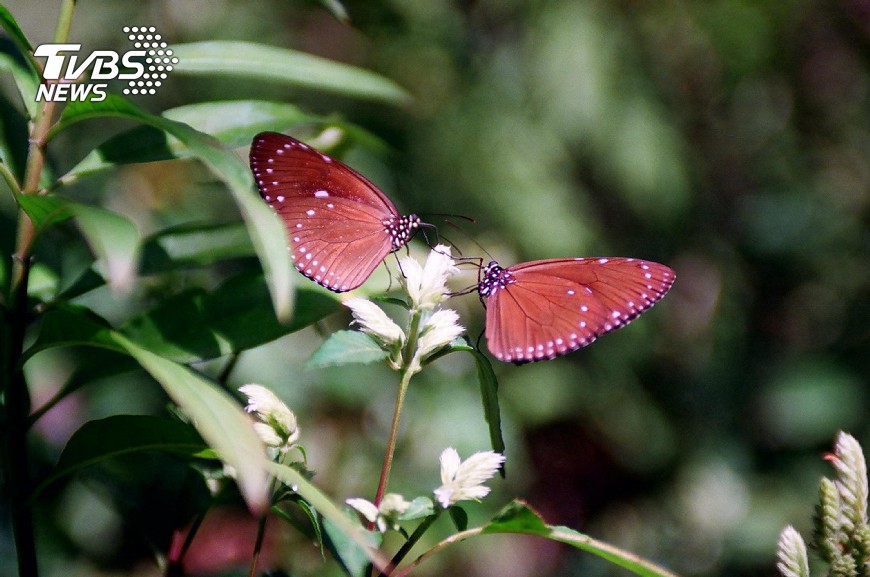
left=2, top=5, right=76, bottom=577
left=391, top=527, right=483, bottom=577
left=372, top=309, right=422, bottom=511
left=379, top=511, right=442, bottom=577
left=248, top=514, right=268, bottom=577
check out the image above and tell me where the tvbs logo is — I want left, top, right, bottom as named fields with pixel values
left=34, top=26, right=177, bottom=102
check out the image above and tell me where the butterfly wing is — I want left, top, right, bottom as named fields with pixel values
left=484, top=258, right=675, bottom=362
left=250, top=132, right=403, bottom=292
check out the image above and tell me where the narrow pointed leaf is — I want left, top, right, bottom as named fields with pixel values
left=305, top=330, right=388, bottom=368
left=140, top=222, right=255, bottom=274
left=15, top=194, right=74, bottom=235
left=170, top=41, right=411, bottom=106
left=266, top=461, right=389, bottom=574
left=121, top=271, right=339, bottom=362
left=483, top=501, right=679, bottom=577
left=0, top=51, right=38, bottom=118
left=35, top=415, right=206, bottom=497
left=112, top=333, right=270, bottom=513
left=163, top=100, right=314, bottom=148
left=71, top=203, right=140, bottom=293
left=317, top=0, right=350, bottom=23
left=50, top=93, right=294, bottom=321
left=24, top=303, right=121, bottom=364
left=449, top=343, right=505, bottom=460
left=0, top=5, right=34, bottom=54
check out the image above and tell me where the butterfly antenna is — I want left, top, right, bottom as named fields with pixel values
left=420, top=212, right=476, bottom=225
left=437, top=217, right=497, bottom=264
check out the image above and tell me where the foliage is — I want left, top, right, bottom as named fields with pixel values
left=0, top=3, right=678, bottom=577
left=2, top=1, right=869, bottom=577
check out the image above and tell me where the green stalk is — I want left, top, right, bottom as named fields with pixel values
left=379, top=510, right=442, bottom=577
left=391, top=527, right=483, bottom=577
left=372, top=308, right=423, bottom=511
left=2, top=4, right=76, bottom=576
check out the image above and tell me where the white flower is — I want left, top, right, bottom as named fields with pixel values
left=434, top=448, right=505, bottom=508
left=253, top=422, right=283, bottom=448
left=829, top=431, right=868, bottom=526
left=417, top=309, right=464, bottom=358
left=344, top=297, right=405, bottom=348
left=406, top=309, right=465, bottom=375
left=400, top=245, right=459, bottom=310
left=346, top=493, right=411, bottom=533
left=776, top=525, right=809, bottom=577
left=238, top=384, right=300, bottom=453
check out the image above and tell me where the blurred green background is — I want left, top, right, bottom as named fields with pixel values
left=3, top=0, right=870, bottom=576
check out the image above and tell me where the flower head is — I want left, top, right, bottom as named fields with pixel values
left=238, top=384, right=300, bottom=453
left=776, top=525, right=809, bottom=577
left=434, top=447, right=505, bottom=508
left=344, top=297, right=405, bottom=348
left=400, top=245, right=459, bottom=310
left=408, top=309, right=465, bottom=374
left=346, top=493, right=412, bottom=533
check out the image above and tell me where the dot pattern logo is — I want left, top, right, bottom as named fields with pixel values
left=121, top=26, right=178, bottom=95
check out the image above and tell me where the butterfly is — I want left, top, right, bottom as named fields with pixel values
left=249, top=132, right=422, bottom=292
left=477, top=257, right=675, bottom=363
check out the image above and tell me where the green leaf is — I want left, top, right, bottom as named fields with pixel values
left=140, top=222, right=255, bottom=274
left=205, top=272, right=339, bottom=352
left=317, top=0, right=350, bottom=23
left=0, top=1, right=40, bottom=121
left=483, top=500, right=549, bottom=534
left=164, top=100, right=314, bottom=148
left=61, top=101, right=314, bottom=181
left=34, top=415, right=206, bottom=497
left=371, top=295, right=410, bottom=309
left=457, top=344, right=506, bottom=461
left=170, top=41, right=411, bottom=107
left=324, top=510, right=382, bottom=577
left=482, top=501, right=679, bottom=577
left=24, top=303, right=121, bottom=364
left=448, top=505, right=468, bottom=532
left=0, top=91, right=30, bottom=182
left=305, top=330, right=389, bottom=369
left=398, top=497, right=435, bottom=522
left=273, top=496, right=324, bottom=553
left=121, top=271, right=340, bottom=363
left=27, top=262, right=58, bottom=301
left=15, top=194, right=74, bottom=235
left=26, top=348, right=138, bottom=427
left=59, top=125, right=176, bottom=182
left=50, top=93, right=294, bottom=322
left=0, top=50, right=38, bottom=118
left=70, top=202, right=140, bottom=293
left=112, top=333, right=270, bottom=513
left=0, top=5, right=34, bottom=54
left=266, top=461, right=389, bottom=574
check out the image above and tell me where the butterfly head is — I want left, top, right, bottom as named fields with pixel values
left=478, top=260, right=514, bottom=298
left=384, top=214, right=421, bottom=252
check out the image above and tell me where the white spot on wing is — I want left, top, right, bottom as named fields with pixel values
left=314, top=190, right=329, bottom=198
left=306, top=209, right=316, bottom=216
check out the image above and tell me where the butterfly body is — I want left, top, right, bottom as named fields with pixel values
left=250, top=132, right=420, bottom=292
left=479, top=258, right=675, bottom=363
